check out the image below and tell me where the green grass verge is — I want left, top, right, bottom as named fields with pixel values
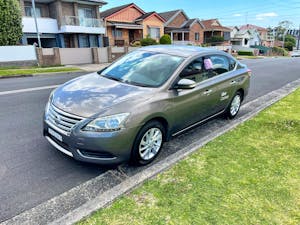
left=79, top=88, right=300, bottom=225
left=0, top=67, right=81, bottom=77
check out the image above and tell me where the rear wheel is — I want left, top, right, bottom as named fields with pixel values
left=225, top=91, right=242, bottom=119
left=131, top=121, right=164, bottom=166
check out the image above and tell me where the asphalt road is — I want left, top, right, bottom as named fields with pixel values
left=0, top=57, right=300, bottom=222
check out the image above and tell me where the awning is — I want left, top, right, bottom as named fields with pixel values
left=109, top=23, right=143, bottom=30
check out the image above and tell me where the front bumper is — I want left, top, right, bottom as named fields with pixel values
left=43, top=120, right=140, bottom=165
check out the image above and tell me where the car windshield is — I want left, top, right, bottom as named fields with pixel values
left=100, top=50, right=184, bottom=87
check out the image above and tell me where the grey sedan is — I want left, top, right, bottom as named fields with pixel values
left=43, top=45, right=251, bottom=165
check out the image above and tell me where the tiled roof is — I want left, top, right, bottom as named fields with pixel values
left=158, top=9, right=182, bottom=21
left=135, top=11, right=165, bottom=22
left=240, top=24, right=267, bottom=31
left=158, top=10, right=181, bottom=22
left=201, top=19, right=231, bottom=31
left=181, top=19, right=195, bottom=28
left=135, top=11, right=155, bottom=21
left=101, top=3, right=133, bottom=18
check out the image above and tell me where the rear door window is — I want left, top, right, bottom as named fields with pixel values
left=209, top=55, right=230, bottom=75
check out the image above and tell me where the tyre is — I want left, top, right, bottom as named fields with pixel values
left=225, top=91, right=242, bottom=119
left=131, top=120, right=165, bottom=166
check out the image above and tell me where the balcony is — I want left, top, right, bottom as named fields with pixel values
left=22, top=17, right=59, bottom=34
left=60, top=16, right=105, bottom=34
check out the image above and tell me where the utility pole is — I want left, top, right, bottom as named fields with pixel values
left=297, top=24, right=300, bottom=50
left=32, top=0, right=41, bottom=48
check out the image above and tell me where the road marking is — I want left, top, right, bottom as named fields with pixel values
left=0, top=85, right=59, bottom=96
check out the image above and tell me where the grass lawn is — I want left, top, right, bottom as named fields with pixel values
left=237, top=56, right=264, bottom=59
left=79, top=89, right=300, bottom=225
left=0, top=66, right=81, bottom=77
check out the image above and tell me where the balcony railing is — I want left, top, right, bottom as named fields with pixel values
left=62, top=16, right=104, bottom=28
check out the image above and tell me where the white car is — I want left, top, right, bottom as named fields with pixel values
left=291, top=50, right=300, bottom=57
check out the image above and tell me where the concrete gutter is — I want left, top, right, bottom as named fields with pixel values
left=2, top=78, right=300, bottom=225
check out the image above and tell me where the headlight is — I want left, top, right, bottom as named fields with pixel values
left=82, top=113, right=130, bottom=132
left=45, top=89, right=55, bottom=115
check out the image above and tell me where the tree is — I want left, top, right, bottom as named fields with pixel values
left=274, top=20, right=293, bottom=40
left=159, top=34, right=171, bottom=44
left=284, top=41, right=294, bottom=51
left=284, top=34, right=296, bottom=46
left=0, top=0, right=23, bottom=46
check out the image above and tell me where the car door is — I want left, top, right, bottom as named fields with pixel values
left=168, top=57, right=219, bottom=132
left=205, top=55, right=238, bottom=113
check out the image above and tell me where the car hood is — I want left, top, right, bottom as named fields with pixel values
left=52, top=72, right=152, bottom=118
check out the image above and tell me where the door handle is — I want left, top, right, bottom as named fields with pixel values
left=230, top=80, right=237, bottom=85
left=203, top=89, right=212, bottom=95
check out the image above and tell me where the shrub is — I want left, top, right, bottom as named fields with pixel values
left=159, top=34, right=171, bottom=44
left=140, top=35, right=157, bottom=46
left=237, top=51, right=254, bottom=56
left=271, top=46, right=288, bottom=56
left=284, top=41, right=294, bottom=51
left=207, top=36, right=224, bottom=43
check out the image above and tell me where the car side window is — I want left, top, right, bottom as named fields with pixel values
left=229, top=58, right=236, bottom=71
left=179, top=58, right=205, bottom=83
left=209, top=55, right=230, bottom=75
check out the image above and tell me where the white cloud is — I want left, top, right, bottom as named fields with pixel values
left=233, top=13, right=242, bottom=17
left=256, top=12, right=278, bottom=20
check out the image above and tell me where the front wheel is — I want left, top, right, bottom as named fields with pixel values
left=131, top=121, right=165, bottom=166
left=225, top=91, right=242, bottom=119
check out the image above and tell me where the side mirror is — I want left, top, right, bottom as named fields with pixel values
left=174, top=78, right=196, bottom=89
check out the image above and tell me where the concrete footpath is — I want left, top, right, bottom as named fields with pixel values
left=66, top=63, right=110, bottom=72
left=2, top=77, right=299, bottom=225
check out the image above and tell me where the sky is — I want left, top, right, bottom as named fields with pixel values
left=101, top=0, right=300, bottom=29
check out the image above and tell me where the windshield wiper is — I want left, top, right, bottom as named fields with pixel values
left=123, top=80, right=153, bottom=88
left=101, top=74, right=123, bottom=82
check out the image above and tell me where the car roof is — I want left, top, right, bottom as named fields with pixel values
left=139, top=45, right=223, bottom=58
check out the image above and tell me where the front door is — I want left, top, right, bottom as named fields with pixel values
left=129, top=30, right=135, bottom=43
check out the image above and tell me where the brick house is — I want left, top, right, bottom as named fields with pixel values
left=19, top=0, right=107, bottom=48
left=201, top=19, right=231, bottom=46
left=101, top=3, right=165, bottom=46
left=159, top=9, right=204, bottom=45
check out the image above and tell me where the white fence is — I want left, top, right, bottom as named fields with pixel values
left=60, top=48, right=93, bottom=65
left=0, top=46, right=37, bottom=62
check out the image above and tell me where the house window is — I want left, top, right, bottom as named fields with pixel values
left=223, top=32, right=230, bottom=41
left=78, top=8, right=94, bottom=18
left=78, top=34, right=89, bottom=48
left=148, top=27, right=160, bottom=39
left=25, top=6, right=41, bottom=17
left=112, top=29, right=123, bottom=38
left=89, top=35, right=98, bottom=47
left=78, top=8, right=95, bottom=27
left=195, top=33, right=200, bottom=41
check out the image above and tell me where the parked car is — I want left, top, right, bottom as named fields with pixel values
left=43, top=45, right=251, bottom=166
left=291, top=50, right=300, bottom=57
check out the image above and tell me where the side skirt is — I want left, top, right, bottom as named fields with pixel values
left=171, top=110, right=225, bottom=137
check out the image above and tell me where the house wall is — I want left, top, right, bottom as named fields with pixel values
left=62, top=2, right=74, bottom=16
left=189, top=22, right=204, bottom=44
left=107, top=26, right=131, bottom=46
left=168, top=12, right=187, bottom=27
left=107, top=6, right=143, bottom=22
left=142, top=15, right=164, bottom=41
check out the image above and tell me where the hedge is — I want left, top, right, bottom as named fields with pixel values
left=237, top=51, right=254, bottom=56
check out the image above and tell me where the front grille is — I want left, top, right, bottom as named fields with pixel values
left=46, top=103, right=84, bottom=135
